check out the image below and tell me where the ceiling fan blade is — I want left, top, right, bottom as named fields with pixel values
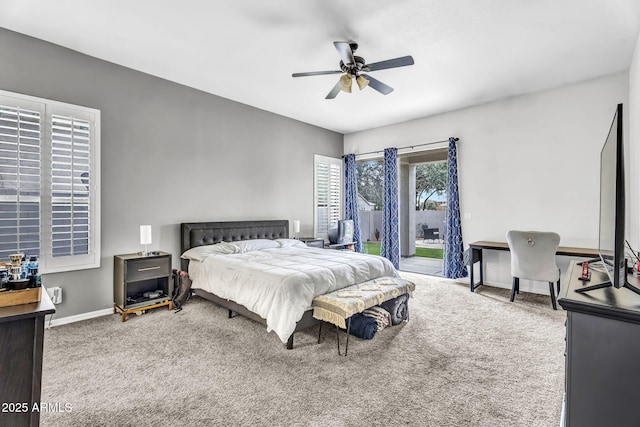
left=325, top=80, right=342, bottom=99
left=361, top=74, right=393, bottom=95
left=334, top=41, right=355, bottom=66
left=292, top=70, right=342, bottom=77
left=365, top=55, right=415, bottom=72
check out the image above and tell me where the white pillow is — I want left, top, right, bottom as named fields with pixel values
left=181, top=242, right=238, bottom=261
left=275, top=238, right=309, bottom=249
left=229, top=239, right=279, bottom=253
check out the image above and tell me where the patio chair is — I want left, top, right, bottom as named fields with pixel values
left=422, top=224, right=440, bottom=242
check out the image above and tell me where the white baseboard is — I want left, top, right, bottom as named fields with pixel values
left=45, top=308, right=113, bottom=328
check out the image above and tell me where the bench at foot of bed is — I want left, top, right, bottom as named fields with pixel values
left=311, top=276, right=416, bottom=356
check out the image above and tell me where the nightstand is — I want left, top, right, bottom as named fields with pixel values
left=113, top=252, right=173, bottom=321
left=298, top=237, right=325, bottom=248
left=328, top=242, right=355, bottom=251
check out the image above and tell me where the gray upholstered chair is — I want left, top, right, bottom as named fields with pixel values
left=506, top=230, right=561, bottom=310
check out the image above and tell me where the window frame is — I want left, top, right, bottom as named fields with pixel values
left=0, top=89, right=101, bottom=274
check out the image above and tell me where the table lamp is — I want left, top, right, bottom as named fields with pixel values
left=293, top=220, right=300, bottom=239
left=140, top=225, right=152, bottom=256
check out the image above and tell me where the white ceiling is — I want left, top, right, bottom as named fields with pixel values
left=1, top=0, right=639, bottom=134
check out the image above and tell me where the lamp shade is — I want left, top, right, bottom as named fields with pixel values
left=340, top=73, right=352, bottom=93
left=293, top=220, right=301, bottom=234
left=356, top=75, right=369, bottom=90
left=140, top=225, right=152, bottom=245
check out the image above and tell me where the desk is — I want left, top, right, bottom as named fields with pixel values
left=467, top=241, right=598, bottom=292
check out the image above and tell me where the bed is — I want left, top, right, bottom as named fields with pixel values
left=180, top=220, right=399, bottom=349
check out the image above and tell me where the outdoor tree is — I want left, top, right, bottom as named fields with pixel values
left=356, top=160, right=447, bottom=211
left=356, top=160, right=384, bottom=210
left=415, top=161, right=447, bottom=210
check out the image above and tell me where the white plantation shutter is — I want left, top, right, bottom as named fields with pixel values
left=327, top=162, right=341, bottom=226
left=51, top=114, right=91, bottom=257
left=0, top=104, right=42, bottom=260
left=315, top=162, right=329, bottom=234
left=0, top=90, right=100, bottom=273
left=314, top=155, right=342, bottom=238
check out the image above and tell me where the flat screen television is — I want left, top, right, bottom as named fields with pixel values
left=327, top=219, right=354, bottom=245
left=577, top=103, right=640, bottom=295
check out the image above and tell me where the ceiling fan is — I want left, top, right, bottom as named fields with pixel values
left=292, top=41, right=415, bottom=99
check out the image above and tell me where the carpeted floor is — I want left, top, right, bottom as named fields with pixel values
left=40, top=272, right=566, bottom=426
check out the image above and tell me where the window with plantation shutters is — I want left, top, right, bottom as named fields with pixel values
left=51, top=114, right=91, bottom=257
left=314, top=155, right=342, bottom=239
left=0, top=104, right=42, bottom=261
left=0, top=90, right=100, bottom=273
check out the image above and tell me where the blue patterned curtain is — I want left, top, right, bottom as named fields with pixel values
left=344, top=154, right=363, bottom=253
left=444, top=137, right=468, bottom=278
left=381, top=148, right=400, bottom=269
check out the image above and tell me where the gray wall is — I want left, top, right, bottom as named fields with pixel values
left=0, top=28, right=343, bottom=319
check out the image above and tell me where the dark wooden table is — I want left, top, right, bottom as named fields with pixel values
left=467, top=241, right=599, bottom=292
left=327, top=241, right=355, bottom=250
left=0, top=288, right=55, bottom=427
left=558, top=261, right=640, bottom=426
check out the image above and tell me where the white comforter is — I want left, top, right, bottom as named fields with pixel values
left=188, top=246, right=398, bottom=343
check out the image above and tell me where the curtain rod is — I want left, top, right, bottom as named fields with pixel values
left=345, top=137, right=459, bottom=158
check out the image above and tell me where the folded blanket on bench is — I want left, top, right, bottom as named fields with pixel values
left=363, top=306, right=392, bottom=330
left=345, top=312, right=378, bottom=340
left=380, top=293, right=410, bottom=325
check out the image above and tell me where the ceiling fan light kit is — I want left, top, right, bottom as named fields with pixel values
left=292, top=41, right=414, bottom=99
left=340, top=73, right=353, bottom=93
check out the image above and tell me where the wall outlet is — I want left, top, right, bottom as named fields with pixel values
left=47, top=286, right=62, bottom=304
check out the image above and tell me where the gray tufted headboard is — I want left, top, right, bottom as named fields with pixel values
left=180, top=220, right=289, bottom=270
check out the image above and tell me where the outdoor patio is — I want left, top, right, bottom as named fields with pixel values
left=359, top=209, right=446, bottom=277
left=399, top=239, right=444, bottom=276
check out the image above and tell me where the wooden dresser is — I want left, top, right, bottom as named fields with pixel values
left=0, top=289, right=55, bottom=427
left=558, top=261, right=640, bottom=427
